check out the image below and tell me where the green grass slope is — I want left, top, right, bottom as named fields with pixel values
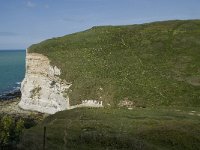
left=18, top=107, right=200, bottom=150
left=29, top=20, right=200, bottom=106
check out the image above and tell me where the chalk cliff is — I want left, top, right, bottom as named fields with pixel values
left=19, top=51, right=103, bottom=114
left=19, top=52, right=71, bottom=114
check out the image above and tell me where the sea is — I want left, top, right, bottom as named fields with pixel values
left=0, top=50, right=26, bottom=96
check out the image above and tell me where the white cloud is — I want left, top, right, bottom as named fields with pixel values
left=27, top=1, right=36, bottom=8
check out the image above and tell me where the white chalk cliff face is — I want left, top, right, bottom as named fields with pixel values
left=19, top=52, right=71, bottom=114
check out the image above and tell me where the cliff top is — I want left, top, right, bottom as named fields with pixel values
left=28, top=20, right=200, bottom=107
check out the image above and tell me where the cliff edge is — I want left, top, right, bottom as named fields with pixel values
left=19, top=52, right=71, bottom=114
left=19, top=51, right=103, bottom=114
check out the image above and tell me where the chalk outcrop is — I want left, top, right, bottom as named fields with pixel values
left=19, top=51, right=103, bottom=114
left=19, top=52, right=71, bottom=114
left=70, top=100, right=103, bottom=109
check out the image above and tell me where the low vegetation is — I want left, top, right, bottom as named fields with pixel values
left=0, top=113, right=43, bottom=149
left=30, top=86, right=42, bottom=99
left=19, top=107, right=200, bottom=150
left=0, top=115, right=24, bottom=149
left=29, top=20, right=200, bottom=107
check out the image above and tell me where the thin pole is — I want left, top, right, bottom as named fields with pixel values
left=43, top=126, right=46, bottom=150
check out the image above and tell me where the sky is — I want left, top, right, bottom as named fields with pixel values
left=0, top=0, right=200, bottom=49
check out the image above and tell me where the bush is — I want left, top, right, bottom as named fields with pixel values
left=0, top=116, right=14, bottom=145
left=0, top=115, right=24, bottom=149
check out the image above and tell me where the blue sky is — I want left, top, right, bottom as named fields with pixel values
left=0, top=0, right=200, bottom=49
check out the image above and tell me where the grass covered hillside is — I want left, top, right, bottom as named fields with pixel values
left=29, top=20, right=200, bottom=107
left=19, top=107, right=200, bottom=150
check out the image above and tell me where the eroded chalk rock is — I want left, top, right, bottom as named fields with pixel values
left=19, top=52, right=71, bottom=114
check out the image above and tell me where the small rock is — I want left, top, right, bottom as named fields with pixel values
left=118, top=98, right=135, bottom=107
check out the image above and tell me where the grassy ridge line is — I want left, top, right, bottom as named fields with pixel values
left=28, top=20, right=200, bottom=106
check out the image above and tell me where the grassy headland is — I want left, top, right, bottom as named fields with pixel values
left=28, top=20, right=200, bottom=107
left=19, top=20, right=200, bottom=149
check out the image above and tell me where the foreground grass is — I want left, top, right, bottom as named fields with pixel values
left=18, top=107, right=200, bottom=150
left=28, top=20, right=200, bottom=107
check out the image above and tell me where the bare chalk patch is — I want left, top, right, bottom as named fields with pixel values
left=186, top=76, right=200, bottom=86
left=188, top=112, right=195, bottom=115
left=175, top=109, right=181, bottom=112
left=191, top=111, right=196, bottom=113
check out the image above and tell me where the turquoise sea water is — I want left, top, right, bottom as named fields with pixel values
left=0, top=50, right=25, bottom=95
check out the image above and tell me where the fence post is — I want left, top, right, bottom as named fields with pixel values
left=43, top=126, right=46, bottom=150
